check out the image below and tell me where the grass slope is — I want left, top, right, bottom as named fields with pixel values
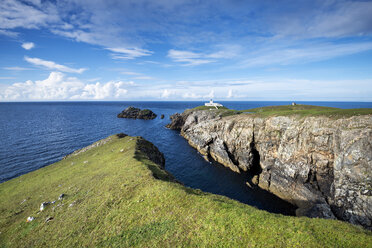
left=191, top=104, right=372, bottom=118
left=0, top=135, right=371, bottom=247
left=246, top=105, right=372, bottom=118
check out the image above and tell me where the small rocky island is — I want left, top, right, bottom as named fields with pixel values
left=117, top=106, right=157, bottom=120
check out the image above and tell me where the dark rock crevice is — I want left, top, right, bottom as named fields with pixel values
left=223, top=141, right=240, bottom=168
left=249, top=132, right=262, bottom=175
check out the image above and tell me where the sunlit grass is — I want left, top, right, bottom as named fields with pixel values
left=191, top=104, right=372, bottom=119
left=0, top=135, right=371, bottom=247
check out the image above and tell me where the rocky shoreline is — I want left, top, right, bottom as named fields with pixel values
left=167, top=107, right=372, bottom=229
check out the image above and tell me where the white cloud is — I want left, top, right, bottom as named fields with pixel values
left=182, top=92, right=202, bottom=99
left=168, top=49, right=214, bottom=66
left=79, top=81, right=128, bottom=100
left=271, top=1, right=372, bottom=38
left=0, top=0, right=59, bottom=30
left=161, top=89, right=173, bottom=98
left=132, top=76, right=154, bottom=80
left=0, top=77, right=15, bottom=79
left=3, top=66, right=32, bottom=71
left=0, top=72, right=130, bottom=100
left=227, top=89, right=233, bottom=98
left=0, top=29, right=18, bottom=37
left=242, top=42, right=372, bottom=67
left=120, top=71, right=142, bottom=76
left=168, top=46, right=240, bottom=66
left=204, top=90, right=215, bottom=99
left=24, top=56, right=87, bottom=74
left=1, top=74, right=371, bottom=101
left=21, top=42, right=34, bottom=50
left=107, top=47, right=153, bottom=59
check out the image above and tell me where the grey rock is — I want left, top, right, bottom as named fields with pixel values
left=172, top=108, right=372, bottom=229
left=26, top=216, right=35, bottom=222
left=40, top=202, right=50, bottom=211
left=45, top=216, right=54, bottom=223
left=117, top=106, right=157, bottom=120
left=296, top=203, right=336, bottom=219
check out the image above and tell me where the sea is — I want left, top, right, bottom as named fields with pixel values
left=1, top=101, right=371, bottom=215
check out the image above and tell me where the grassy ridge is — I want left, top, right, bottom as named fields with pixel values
left=245, top=105, right=372, bottom=118
left=192, top=104, right=372, bottom=118
left=0, top=135, right=371, bottom=247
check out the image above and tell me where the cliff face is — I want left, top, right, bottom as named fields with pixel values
left=169, top=109, right=372, bottom=228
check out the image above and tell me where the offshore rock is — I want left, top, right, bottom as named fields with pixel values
left=168, top=108, right=372, bottom=229
left=117, top=106, right=157, bottom=120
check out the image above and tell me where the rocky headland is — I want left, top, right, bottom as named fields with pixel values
left=117, top=106, right=157, bottom=119
left=167, top=105, right=372, bottom=229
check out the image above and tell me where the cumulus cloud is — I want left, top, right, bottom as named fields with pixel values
left=0, top=72, right=129, bottom=100
left=24, top=57, right=87, bottom=74
left=21, top=42, right=34, bottom=50
left=79, top=81, right=128, bottom=100
left=2, top=74, right=371, bottom=101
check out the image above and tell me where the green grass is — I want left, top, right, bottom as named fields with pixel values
left=191, top=104, right=372, bottom=119
left=0, top=135, right=371, bottom=247
left=189, top=106, right=242, bottom=117
left=245, top=105, right=372, bottom=118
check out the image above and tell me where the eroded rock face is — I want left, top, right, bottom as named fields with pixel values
left=169, top=109, right=372, bottom=228
left=117, top=107, right=157, bottom=120
left=135, top=137, right=165, bottom=168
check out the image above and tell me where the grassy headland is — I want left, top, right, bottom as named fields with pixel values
left=0, top=135, right=371, bottom=247
left=191, top=104, right=372, bottom=119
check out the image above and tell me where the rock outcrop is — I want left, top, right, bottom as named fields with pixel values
left=117, top=106, right=157, bottom=119
left=168, top=108, right=372, bottom=229
left=135, top=137, right=165, bottom=168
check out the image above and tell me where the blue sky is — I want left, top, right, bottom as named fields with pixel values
left=0, top=0, right=372, bottom=101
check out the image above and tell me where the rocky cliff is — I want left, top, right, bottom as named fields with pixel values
left=168, top=107, right=372, bottom=229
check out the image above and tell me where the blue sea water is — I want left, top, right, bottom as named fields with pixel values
left=1, top=101, right=371, bottom=214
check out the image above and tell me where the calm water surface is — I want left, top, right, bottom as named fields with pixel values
left=1, top=101, right=371, bottom=214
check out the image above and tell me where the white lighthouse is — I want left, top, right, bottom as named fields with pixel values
left=205, top=99, right=223, bottom=109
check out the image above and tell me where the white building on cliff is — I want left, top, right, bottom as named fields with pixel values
left=205, top=99, right=223, bottom=109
